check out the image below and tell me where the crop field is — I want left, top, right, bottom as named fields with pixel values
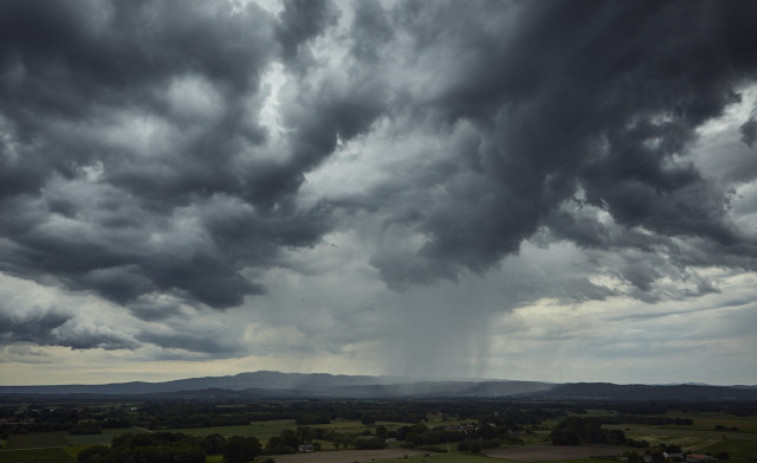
left=674, top=415, right=757, bottom=434
left=0, top=447, right=74, bottom=463
left=603, top=413, right=757, bottom=460
left=3, top=427, right=149, bottom=450
left=485, top=444, right=627, bottom=461
left=268, top=448, right=431, bottom=463
left=3, top=431, right=70, bottom=450
left=3, top=400, right=756, bottom=463
left=172, top=418, right=408, bottom=443
left=382, top=451, right=608, bottom=463
left=172, top=419, right=296, bottom=441
left=66, top=427, right=150, bottom=446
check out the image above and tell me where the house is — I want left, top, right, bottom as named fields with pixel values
left=299, top=444, right=314, bottom=452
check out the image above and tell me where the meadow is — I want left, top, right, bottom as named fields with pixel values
left=602, top=411, right=757, bottom=460
left=2, top=399, right=756, bottom=462
left=0, top=447, right=74, bottom=463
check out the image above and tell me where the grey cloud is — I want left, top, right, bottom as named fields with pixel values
left=0, top=305, right=136, bottom=351
left=0, top=0, right=351, bottom=310
left=3, top=0, right=757, bottom=362
left=128, top=299, right=185, bottom=322
left=276, top=0, right=338, bottom=67
left=742, top=118, right=757, bottom=148
left=136, top=327, right=244, bottom=356
left=349, top=0, right=393, bottom=62
left=0, top=310, right=69, bottom=344
left=349, top=0, right=757, bottom=288
left=0, top=345, right=52, bottom=364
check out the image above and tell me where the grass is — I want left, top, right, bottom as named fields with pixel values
left=377, top=451, right=609, bottom=463
left=171, top=419, right=297, bottom=442
left=600, top=412, right=757, bottom=461
left=4, top=432, right=70, bottom=450
left=171, top=418, right=411, bottom=444
left=699, top=438, right=757, bottom=460
left=65, top=427, right=149, bottom=446
left=682, top=416, right=757, bottom=434
left=0, top=447, right=74, bottom=463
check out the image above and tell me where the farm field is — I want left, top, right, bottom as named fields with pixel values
left=267, top=448, right=431, bottom=463
left=3, top=400, right=756, bottom=463
left=3, top=431, right=70, bottom=450
left=485, top=444, right=627, bottom=461
left=0, top=427, right=151, bottom=463
left=171, top=420, right=295, bottom=440
left=3, top=427, right=150, bottom=450
left=603, top=413, right=757, bottom=460
left=0, top=447, right=74, bottom=463
left=380, top=451, right=607, bottom=463
left=172, top=418, right=408, bottom=444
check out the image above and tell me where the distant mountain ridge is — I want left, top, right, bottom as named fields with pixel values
left=1, top=371, right=755, bottom=401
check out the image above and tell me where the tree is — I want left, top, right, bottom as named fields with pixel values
left=224, top=436, right=261, bottom=463
left=296, top=426, right=313, bottom=443
left=622, top=451, right=645, bottom=463
left=280, top=429, right=299, bottom=448
left=77, top=445, right=110, bottom=463
left=549, top=428, right=581, bottom=445
left=205, top=433, right=227, bottom=454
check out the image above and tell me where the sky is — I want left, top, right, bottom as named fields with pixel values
left=1, top=0, right=757, bottom=387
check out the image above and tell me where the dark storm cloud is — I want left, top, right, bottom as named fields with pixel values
left=276, top=0, right=337, bottom=66
left=358, top=0, right=757, bottom=288
left=3, top=0, right=757, bottom=360
left=0, top=0, right=344, bottom=312
left=136, top=330, right=242, bottom=356
left=742, top=118, right=757, bottom=148
left=0, top=304, right=137, bottom=350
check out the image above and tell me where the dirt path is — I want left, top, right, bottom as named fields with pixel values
left=485, top=444, right=628, bottom=461
left=267, top=449, right=432, bottom=463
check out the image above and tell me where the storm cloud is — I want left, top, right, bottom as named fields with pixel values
left=1, top=0, right=756, bottom=384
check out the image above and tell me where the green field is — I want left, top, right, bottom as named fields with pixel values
left=4, top=431, right=70, bottom=450
left=602, top=413, right=757, bottom=461
left=172, top=419, right=296, bottom=441
left=0, top=447, right=74, bottom=463
left=377, top=451, right=607, bottom=463
left=66, top=428, right=150, bottom=446
left=3, top=427, right=151, bottom=451
left=172, top=418, right=409, bottom=443
left=4, top=409, right=757, bottom=462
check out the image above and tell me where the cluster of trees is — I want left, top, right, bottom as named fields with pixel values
left=135, top=400, right=429, bottom=430
left=77, top=433, right=207, bottom=463
left=70, top=420, right=103, bottom=435
left=548, top=414, right=694, bottom=446
left=6, top=397, right=750, bottom=461
left=549, top=417, right=627, bottom=445
left=601, top=415, right=693, bottom=426
left=457, top=439, right=500, bottom=453
left=396, top=423, right=464, bottom=447
left=263, top=428, right=302, bottom=454
left=295, top=414, right=330, bottom=425
left=76, top=432, right=262, bottom=463
left=621, top=443, right=726, bottom=463
left=0, top=404, right=132, bottom=434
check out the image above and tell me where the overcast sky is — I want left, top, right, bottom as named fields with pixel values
left=1, top=0, right=757, bottom=386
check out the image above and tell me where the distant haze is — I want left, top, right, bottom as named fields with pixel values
left=1, top=0, right=756, bottom=386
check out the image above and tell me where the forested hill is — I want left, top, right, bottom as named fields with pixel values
left=526, top=382, right=757, bottom=401
left=0, top=371, right=755, bottom=400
